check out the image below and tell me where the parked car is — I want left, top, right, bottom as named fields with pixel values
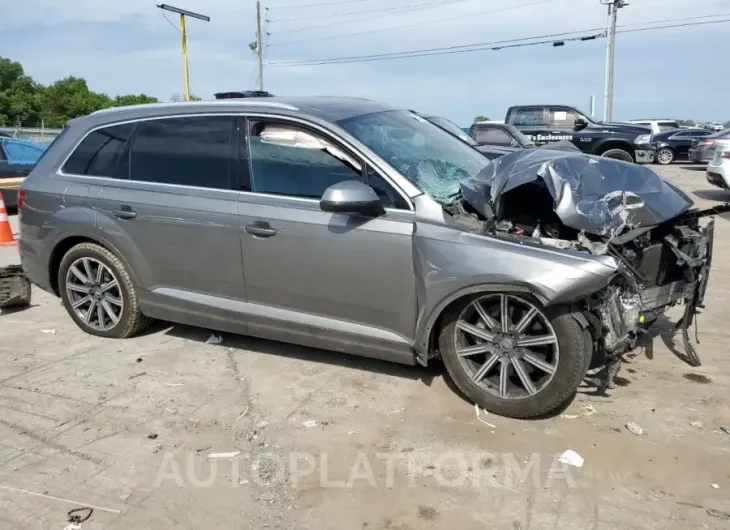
left=0, top=137, right=47, bottom=208
left=706, top=148, right=730, bottom=189
left=469, top=121, right=536, bottom=149
left=651, top=129, right=714, bottom=165
left=18, top=97, right=718, bottom=418
left=421, top=115, right=518, bottom=159
left=499, top=105, right=654, bottom=163
left=628, top=119, right=679, bottom=135
left=689, top=129, right=730, bottom=163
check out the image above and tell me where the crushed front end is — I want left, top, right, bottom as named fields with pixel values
left=450, top=149, right=726, bottom=389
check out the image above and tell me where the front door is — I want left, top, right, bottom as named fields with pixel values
left=237, top=117, right=417, bottom=361
left=93, top=115, right=247, bottom=327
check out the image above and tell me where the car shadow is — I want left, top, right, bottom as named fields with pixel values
left=680, top=166, right=706, bottom=172
left=158, top=321, right=441, bottom=384
left=693, top=189, right=730, bottom=202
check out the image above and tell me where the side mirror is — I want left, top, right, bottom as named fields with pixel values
left=574, top=118, right=588, bottom=131
left=320, top=180, right=384, bottom=217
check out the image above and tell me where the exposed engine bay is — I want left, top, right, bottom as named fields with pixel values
left=445, top=149, right=728, bottom=390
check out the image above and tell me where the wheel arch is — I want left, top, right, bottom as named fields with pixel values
left=415, top=283, right=547, bottom=364
left=48, top=232, right=140, bottom=296
left=593, top=139, right=636, bottom=160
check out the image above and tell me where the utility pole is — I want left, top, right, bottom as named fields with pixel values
left=156, top=4, right=210, bottom=102
left=602, top=0, right=627, bottom=122
left=256, top=1, right=264, bottom=90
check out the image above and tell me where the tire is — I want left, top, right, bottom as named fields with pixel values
left=600, top=148, right=634, bottom=162
left=58, top=242, right=151, bottom=339
left=439, top=293, right=591, bottom=419
left=655, top=147, right=675, bottom=165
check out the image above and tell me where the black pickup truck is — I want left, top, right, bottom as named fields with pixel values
left=470, top=105, right=655, bottom=164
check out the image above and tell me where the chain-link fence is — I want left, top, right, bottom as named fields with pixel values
left=0, top=123, right=64, bottom=145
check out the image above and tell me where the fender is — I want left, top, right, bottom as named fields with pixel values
left=591, top=137, right=635, bottom=156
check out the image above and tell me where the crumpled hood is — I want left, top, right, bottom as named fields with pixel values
left=460, top=149, right=694, bottom=239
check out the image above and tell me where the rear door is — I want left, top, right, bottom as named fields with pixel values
left=93, top=115, right=247, bottom=325
left=669, top=131, right=698, bottom=157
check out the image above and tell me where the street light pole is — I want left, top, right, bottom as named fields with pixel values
left=601, top=0, right=627, bottom=122
left=156, top=4, right=210, bottom=102
left=256, top=1, right=264, bottom=91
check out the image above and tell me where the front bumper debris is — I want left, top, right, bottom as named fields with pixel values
left=634, top=148, right=655, bottom=164
left=0, top=265, right=31, bottom=309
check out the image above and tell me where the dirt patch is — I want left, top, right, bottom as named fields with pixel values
left=683, top=373, right=712, bottom=384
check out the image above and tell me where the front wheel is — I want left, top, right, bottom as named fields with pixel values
left=58, top=242, right=151, bottom=339
left=655, top=147, right=675, bottom=165
left=439, top=293, right=591, bottom=419
left=600, top=148, right=634, bottom=162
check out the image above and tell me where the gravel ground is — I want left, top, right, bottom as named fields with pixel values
left=1, top=163, right=729, bottom=530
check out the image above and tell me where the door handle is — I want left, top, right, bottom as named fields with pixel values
left=112, top=205, right=137, bottom=219
left=245, top=222, right=277, bottom=238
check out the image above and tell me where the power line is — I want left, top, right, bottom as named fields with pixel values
left=269, top=0, right=478, bottom=34
left=267, top=0, right=470, bottom=22
left=266, top=0, right=373, bottom=9
left=266, top=16, right=730, bottom=67
left=269, top=0, right=558, bottom=45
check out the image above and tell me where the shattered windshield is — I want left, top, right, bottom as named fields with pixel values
left=425, top=116, right=478, bottom=146
left=338, top=110, right=490, bottom=203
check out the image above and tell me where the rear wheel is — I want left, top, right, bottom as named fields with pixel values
left=600, top=148, right=634, bottom=162
left=655, top=147, right=675, bottom=165
left=58, top=243, right=150, bottom=338
left=439, top=293, right=591, bottom=419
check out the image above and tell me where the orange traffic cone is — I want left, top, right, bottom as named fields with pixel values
left=0, top=191, right=16, bottom=246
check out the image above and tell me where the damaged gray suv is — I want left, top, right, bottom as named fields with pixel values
left=18, top=97, right=719, bottom=418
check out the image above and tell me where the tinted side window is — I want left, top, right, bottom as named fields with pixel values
left=512, top=108, right=546, bottom=126
left=247, top=120, right=362, bottom=199
left=548, top=108, right=579, bottom=128
left=475, top=127, right=512, bottom=146
left=63, top=123, right=136, bottom=177
left=130, top=116, right=232, bottom=189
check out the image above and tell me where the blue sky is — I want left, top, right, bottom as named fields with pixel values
left=2, top=0, right=726, bottom=126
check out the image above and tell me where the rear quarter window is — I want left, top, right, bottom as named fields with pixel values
left=63, top=123, right=136, bottom=178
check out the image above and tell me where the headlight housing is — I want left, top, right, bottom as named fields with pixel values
left=635, top=134, right=652, bottom=144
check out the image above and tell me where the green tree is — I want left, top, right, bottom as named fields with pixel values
left=0, top=57, right=163, bottom=128
left=0, top=57, right=42, bottom=126
left=677, top=119, right=696, bottom=127
left=112, top=94, right=159, bottom=107
left=39, top=76, right=112, bottom=127
left=474, top=115, right=490, bottom=123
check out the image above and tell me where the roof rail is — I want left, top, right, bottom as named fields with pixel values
left=92, top=99, right=298, bottom=115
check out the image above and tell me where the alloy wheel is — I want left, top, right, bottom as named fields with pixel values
left=65, top=257, right=124, bottom=331
left=453, top=294, right=559, bottom=400
left=657, top=148, right=674, bottom=164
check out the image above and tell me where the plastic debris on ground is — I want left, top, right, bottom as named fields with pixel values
left=41, top=329, right=56, bottom=334
left=625, top=422, right=644, bottom=436
left=205, top=333, right=223, bottom=345
left=208, top=451, right=241, bottom=459
left=474, top=403, right=496, bottom=429
left=561, top=403, right=597, bottom=419
left=301, top=420, right=319, bottom=428
left=557, top=450, right=584, bottom=468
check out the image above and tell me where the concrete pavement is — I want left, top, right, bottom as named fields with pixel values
left=1, top=164, right=729, bottom=529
